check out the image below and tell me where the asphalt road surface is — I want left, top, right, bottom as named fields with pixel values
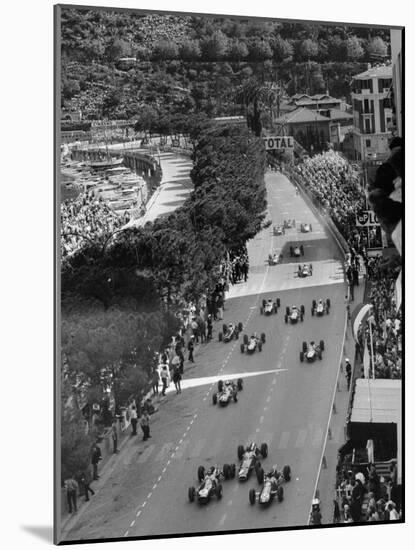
left=63, top=172, right=346, bottom=542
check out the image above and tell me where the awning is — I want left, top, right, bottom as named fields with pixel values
left=350, top=378, right=402, bottom=484
left=351, top=303, right=373, bottom=342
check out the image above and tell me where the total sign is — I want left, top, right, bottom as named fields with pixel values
left=263, top=136, right=294, bottom=151
left=356, top=210, right=380, bottom=227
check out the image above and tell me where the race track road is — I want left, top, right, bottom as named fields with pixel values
left=63, top=172, right=346, bottom=542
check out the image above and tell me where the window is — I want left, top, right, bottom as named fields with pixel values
left=366, top=139, right=371, bottom=147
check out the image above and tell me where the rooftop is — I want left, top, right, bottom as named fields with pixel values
left=275, top=107, right=331, bottom=125
left=353, top=64, right=392, bottom=80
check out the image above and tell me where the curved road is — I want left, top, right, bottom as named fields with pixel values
left=63, top=172, right=346, bottom=542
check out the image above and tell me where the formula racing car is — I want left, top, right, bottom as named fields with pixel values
left=212, top=379, right=243, bottom=406
left=273, top=225, right=285, bottom=236
left=285, top=305, right=305, bottom=324
left=298, top=263, right=313, bottom=277
left=300, top=340, right=325, bottom=363
left=260, top=298, right=281, bottom=315
left=218, top=322, right=243, bottom=342
left=188, top=464, right=236, bottom=504
left=268, top=252, right=283, bottom=266
left=237, top=442, right=268, bottom=482
left=290, top=244, right=304, bottom=257
left=249, top=464, right=292, bottom=506
left=300, top=223, right=312, bottom=233
left=240, top=333, right=266, bottom=353
left=311, top=298, right=331, bottom=316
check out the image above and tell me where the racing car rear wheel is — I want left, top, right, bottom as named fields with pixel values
left=188, top=486, right=196, bottom=502
left=260, top=443, right=268, bottom=458
left=243, top=334, right=249, bottom=345
left=212, top=393, right=217, bottom=405
left=233, top=393, right=238, bottom=402
left=230, top=463, right=236, bottom=478
left=238, top=322, right=243, bottom=332
left=285, top=315, right=288, bottom=323
left=260, top=307, right=264, bottom=315
left=300, top=314, right=304, bottom=322
left=326, top=298, right=331, bottom=309
left=235, top=330, right=239, bottom=339
left=262, top=299, right=266, bottom=308
left=282, top=465, right=291, bottom=482
left=277, top=298, right=281, bottom=308
left=312, top=300, right=316, bottom=309
left=311, top=308, right=315, bottom=316
left=286, top=306, right=290, bottom=316
left=310, top=224, right=312, bottom=231
left=198, top=466, right=205, bottom=483
left=237, top=445, right=245, bottom=461
left=240, top=344, right=245, bottom=353
left=222, top=324, right=228, bottom=335
left=302, top=341, right=307, bottom=353
left=216, top=483, right=223, bottom=499
left=237, top=378, right=243, bottom=391
left=258, top=342, right=262, bottom=352
left=249, top=488, right=256, bottom=505
left=261, top=333, right=266, bottom=343
left=223, top=463, right=231, bottom=480
left=218, top=332, right=223, bottom=342
left=277, top=485, right=284, bottom=502
left=301, top=305, right=305, bottom=315
left=300, top=351, right=304, bottom=362
left=218, top=380, right=224, bottom=393
left=318, top=351, right=322, bottom=360
left=256, top=466, right=264, bottom=484
left=320, top=340, right=325, bottom=351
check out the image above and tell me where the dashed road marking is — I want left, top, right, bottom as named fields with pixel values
left=130, top=520, right=135, bottom=527
left=157, top=476, right=162, bottom=482
left=266, top=396, right=271, bottom=403
left=272, top=379, right=277, bottom=385
left=136, top=510, right=141, bottom=517
left=259, top=416, right=264, bottom=424
left=162, top=467, right=167, bottom=473
left=148, top=492, right=153, bottom=498
left=142, top=501, right=147, bottom=507
left=124, top=530, right=129, bottom=537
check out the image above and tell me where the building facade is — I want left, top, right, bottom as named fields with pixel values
left=351, top=64, right=393, bottom=161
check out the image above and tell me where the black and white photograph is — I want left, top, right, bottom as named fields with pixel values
left=53, top=3, right=405, bottom=544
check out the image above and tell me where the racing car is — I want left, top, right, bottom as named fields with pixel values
left=240, top=333, right=266, bottom=353
left=188, top=464, right=236, bottom=504
left=290, top=244, right=304, bottom=257
left=298, top=263, right=313, bottom=277
left=300, top=223, right=312, bottom=233
left=283, top=219, right=296, bottom=229
left=300, top=340, right=325, bottom=363
left=285, top=305, right=305, bottom=324
left=249, top=464, right=292, bottom=506
left=218, top=322, right=243, bottom=342
left=237, top=442, right=268, bottom=482
left=268, top=252, right=283, bottom=266
left=273, top=225, right=285, bottom=236
left=212, top=379, right=243, bottom=406
left=260, top=298, right=281, bottom=315
left=311, top=298, right=331, bottom=316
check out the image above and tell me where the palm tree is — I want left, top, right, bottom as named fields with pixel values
left=235, top=79, right=282, bottom=136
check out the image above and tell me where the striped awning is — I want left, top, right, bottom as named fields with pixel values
left=351, top=303, right=373, bottom=342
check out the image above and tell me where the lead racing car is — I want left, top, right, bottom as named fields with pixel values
left=285, top=305, right=305, bottom=324
left=218, top=322, right=243, bottom=342
left=237, top=442, right=268, bottom=482
left=249, top=464, right=292, bottom=506
left=240, top=332, right=266, bottom=353
left=298, top=263, right=313, bottom=277
left=212, top=379, right=243, bottom=406
left=311, top=298, right=331, bottom=316
left=290, top=244, right=304, bottom=257
left=300, top=340, right=325, bottom=363
left=300, top=222, right=312, bottom=233
left=188, top=464, right=236, bottom=505
left=260, top=298, right=281, bottom=315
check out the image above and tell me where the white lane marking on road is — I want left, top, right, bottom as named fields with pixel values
left=278, top=432, right=290, bottom=449
left=130, top=520, right=135, bottom=527
left=167, top=460, right=171, bottom=466
left=259, top=416, right=264, bottom=424
left=186, top=426, right=190, bottom=431
left=152, top=483, right=157, bottom=490
left=219, top=514, right=227, bottom=526
left=194, top=414, right=198, bottom=418
left=137, top=445, right=155, bottom=464
left=162, top=467, right=167, bottom=473
left=157, top=476, right=162, bottom=482
left=148, top=492, right=153, bottom=498
left=264, top=406, right=268, bottom=412
left=266, top=396, right=271, bottom=403
left=203, top=397, right=207, bottom=401
left=124, top=531, right=129, bottom=537
left=171, top=453, right=175, bottom=458
left=142, top=501, right=147, bottom=507
left=136, top=510, right=141, bottom=517
left=295, top=429, right=308, bottom=448
left=272, top=379, right=277, bottom=385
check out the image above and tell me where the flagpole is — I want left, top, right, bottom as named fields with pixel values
left=369, top=317, right=375, bottom=380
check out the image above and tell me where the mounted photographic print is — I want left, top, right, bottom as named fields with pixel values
left=55, top=3, right=404, bottom=544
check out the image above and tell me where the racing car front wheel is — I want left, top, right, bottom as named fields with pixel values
left=216, top=483, right=223, bottom=499
left=301, top=305, right=305, bottom=315
left=320, top=340, right=325, bottom=351
left=237, top=445, right=245, bottom=461
left=222, top=324, right=228, bottom=335
left=277, top=485, right=284, bottom=502
left=243, top=334, right=249, bottom=345
left=218, top=332, right=223, bottom=342
left=262, top=299, right=267, bottom=308
left=230, top=463, right=236, bottom=478
left=260, top=307, right=264, bottom=315
left=302, top=341, right=307, bottom=353
left=256, top=466, right=264, bottom=484
left=284, top=315, right=288, bottom=323
left=261, top=332, right=266, bottom=343
left=238, top=322, right=243, bottom=332
left=282, top=465, right=291, bottom=482
left=223, top=464, right=231, bottom=480
left=218, top=380, right=224, bottom=393
left=233, top=393, right=238, bottom=403
left=277, top=298, right=281, bottom=308
left=188, top=486, right=196, bottom=502
left=326, top=298, right=331, bottom=309
left=240, top=344, right=245, bottom=353
left=249, top=488, right=256, bottom=505
left=286, top=306, right=290, bottom=316
left=300, top=314, right=304, bottom=322
left=300, top=351, right=304, bottom=362
left=311, top=308, right=315, bottom=316
left=237, top=378, right=243, bottom=391
left=258, top=342, right=262, bottom=352
left=260, top=442, right=268, bottom=458
left=212, top=393, right=218, bottom=405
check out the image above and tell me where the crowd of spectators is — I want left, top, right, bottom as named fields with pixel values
left=61, top=191, right=125, bottom=258
left=292, top=151, right=382, bottom=248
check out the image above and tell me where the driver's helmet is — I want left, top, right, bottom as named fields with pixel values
left=225, top=380, right=232, bottom=386
left=292, top=305, right=297, bottom=309
left=207, top=466, right=215, bottom=475
left=248, top=443, right=256, bottom=452
left=272, top=464, right=278, bottom=475
left=318, top=299, right=322, bottom=304
left=310, top=341, right=315, bottom=348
